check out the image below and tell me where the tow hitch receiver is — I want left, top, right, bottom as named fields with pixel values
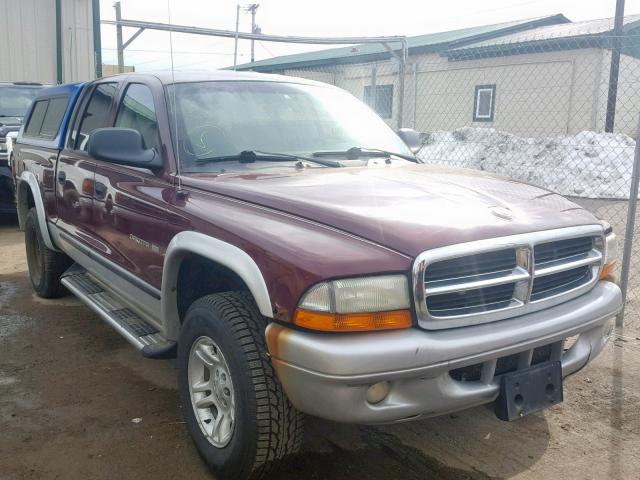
left=495, top=361, right=563, bottom=421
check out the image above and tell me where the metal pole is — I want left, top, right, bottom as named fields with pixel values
left=413, top=62, right=418, bottom=129
left=115, top=1, right=124, bottom=73
left=251, top=9, right=256, bottom=62
left=102, top=19, right=406, bottom=47
left=605, top=0, right=625, bottom=133
left=248, top=4, right=259, bottom=63
left=55, top=0, right=63, bottom=84
left=617, top=112, right=640, bottom=327
left=92, top=0, right=102, bottom=78
left=233, top=5, right=240, bottom=70
left=370, top=64, right=377, bottom=113
left=396, top=41, right=407, bottom=130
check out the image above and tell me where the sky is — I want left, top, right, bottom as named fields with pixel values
left=99, top=0, right=640, bottom=71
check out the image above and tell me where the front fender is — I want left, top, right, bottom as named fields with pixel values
left=161, top=231, right=273, bottom=341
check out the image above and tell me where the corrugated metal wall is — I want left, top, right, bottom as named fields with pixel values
left=0, top=0, right=95, bottom=84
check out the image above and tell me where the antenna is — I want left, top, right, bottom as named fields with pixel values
left=167, top=0, right=182, bottom=192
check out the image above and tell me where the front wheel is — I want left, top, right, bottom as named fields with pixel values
left=24, top=207, right=71, bottom=298
left=178, top=291, right=303, bottom=480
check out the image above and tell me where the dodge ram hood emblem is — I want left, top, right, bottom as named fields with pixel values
left=490, top=206, right=513, bottom=220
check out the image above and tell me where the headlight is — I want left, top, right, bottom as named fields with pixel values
left=600, top=232, right=617, bottom=281
left=295, top=275, right=412, bottom=332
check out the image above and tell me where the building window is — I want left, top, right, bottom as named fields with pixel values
left=473, top=84, right=496, bottom=122
left=364, top=84, right=393, bottom=119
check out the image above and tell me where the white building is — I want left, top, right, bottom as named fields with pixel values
left=0, top=0, right=101, bottom=84
left=237, top=14, right=640, bottom=137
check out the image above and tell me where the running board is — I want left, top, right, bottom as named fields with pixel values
left=61, top=265, right=176, bottom=359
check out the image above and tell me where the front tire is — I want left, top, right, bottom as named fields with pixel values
left=178, top=291, right=303, bottom=480
left=24, top=207, right=71, bottom=298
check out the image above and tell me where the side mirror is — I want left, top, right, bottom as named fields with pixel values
left=87, top=128, right=162, bottom=170
left=397, top=128, right=422, bottom=154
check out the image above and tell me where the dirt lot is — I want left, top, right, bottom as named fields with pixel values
left=1, top=216, right=639, bottom=480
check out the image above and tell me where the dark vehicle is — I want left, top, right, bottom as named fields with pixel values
left=0, top=82, right=45, bottom=213
left=14, top=72, right=622, bottom=480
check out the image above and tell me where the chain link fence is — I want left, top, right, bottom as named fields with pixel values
left=253, top=21, right=640, bottom=332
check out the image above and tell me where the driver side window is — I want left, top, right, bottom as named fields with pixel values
left=115, top=83, right=160, bottom=152
left=73, top=83, right=117, bottom=151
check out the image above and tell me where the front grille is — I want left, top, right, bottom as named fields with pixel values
left=427, top=282, right=515, bottom=316
left=414, top=226, right=604, bottom=329
left=425, top=248, right=516, bottom=282
left=534, top=236, right=593, bottom=265
left=531, top=265, right=592, bottom=302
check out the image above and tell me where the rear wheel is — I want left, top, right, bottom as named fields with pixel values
left=24, top=207, right=70, bottom=298
left=178, top=291, right=303, bottom=480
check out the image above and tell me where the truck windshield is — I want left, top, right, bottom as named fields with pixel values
left=167, top=80, right=414, bottom=173
left=0, top=86, right=42, bottom=121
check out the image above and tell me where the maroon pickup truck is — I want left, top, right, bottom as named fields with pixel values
left=14, top=71, right=622, bottom=479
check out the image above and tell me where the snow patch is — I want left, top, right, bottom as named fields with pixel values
left=417, top=127, right=637, bottom=199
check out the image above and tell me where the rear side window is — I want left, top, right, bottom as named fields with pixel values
left=23, top=96, right=70, bottom=140
left=40, top=97, right=69, bottom=138
left=24, top=100, right=48, bottom=137
left=115, top=83, right=160, bottom=151
left=74, top=83, right=117, bottom=151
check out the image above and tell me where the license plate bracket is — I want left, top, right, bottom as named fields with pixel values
left=495, top=360, right=563, bottom=421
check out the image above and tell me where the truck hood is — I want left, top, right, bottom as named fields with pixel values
left=182, top=164, right=599, bottom=257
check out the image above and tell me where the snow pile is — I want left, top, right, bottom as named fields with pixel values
left=417, top=127, right=637, bottom=199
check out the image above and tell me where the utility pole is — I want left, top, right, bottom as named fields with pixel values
left=605, top=0, right=625, bottom=133
left=115, top=1, right=124, bottom=73
left=233, top=4, right=240, bottom=69
left=246, top=4, right=260, bottom=63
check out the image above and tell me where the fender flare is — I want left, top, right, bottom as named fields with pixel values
left=18, top=171, right=59, bottom=251
left=161, top=231, right=273, bottom=340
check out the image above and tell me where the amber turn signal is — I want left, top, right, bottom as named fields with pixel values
left=599, top=262, right=617, bottom=282
left=293, top=308, right=412, bottom=332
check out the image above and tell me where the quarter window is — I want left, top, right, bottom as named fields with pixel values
left=74, top=83, right=117, bottom=151
left=24, top=100, right=48, bottom=137
left=39, top=97, right=69, bottom=139
left=23, top=96, right=70, bottom=140
left=115, top=83, right=160, bottom=151
left=473, top=84, right=496, bottom=122
left=364, top=84, right=393, bottom=119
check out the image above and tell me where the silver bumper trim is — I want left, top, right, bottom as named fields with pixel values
left=266, top=281, right=622, bottom=423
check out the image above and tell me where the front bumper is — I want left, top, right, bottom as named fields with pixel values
left=266, top=281, right=622, bottom=424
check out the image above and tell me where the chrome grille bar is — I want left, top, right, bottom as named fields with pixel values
left=534, top=250, right=602, bottom=277
left=425, top=267, right=530, bottom=296
left=413, top=225, right=605, bottom=330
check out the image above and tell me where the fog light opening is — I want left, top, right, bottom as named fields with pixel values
left=366, top=381, right=390, bottom=405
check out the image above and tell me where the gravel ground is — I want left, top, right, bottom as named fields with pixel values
left=1, top=215, right=639, bottom=480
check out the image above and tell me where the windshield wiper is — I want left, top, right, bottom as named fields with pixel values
left=195, top=150, right=340, bottom=167
left=313, top=146, right=418, bottom=163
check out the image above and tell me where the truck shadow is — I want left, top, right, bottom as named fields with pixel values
left=275, top=411, right=550, bottom=479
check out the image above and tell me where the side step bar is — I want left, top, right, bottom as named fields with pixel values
left=61, top=265, right=177, bottom=359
